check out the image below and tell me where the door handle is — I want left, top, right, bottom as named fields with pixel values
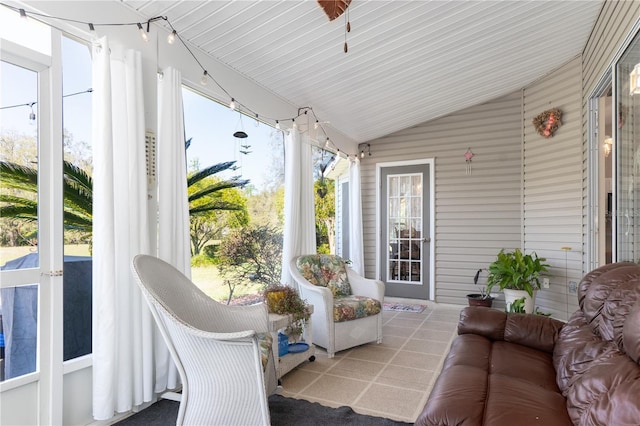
left=422, top=237, right=430, bottom=243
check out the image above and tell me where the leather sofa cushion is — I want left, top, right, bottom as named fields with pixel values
left=458, top=306, right=564, bottom=354
left=417, top=333, right=572, bottom=426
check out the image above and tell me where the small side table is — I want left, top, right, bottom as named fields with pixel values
left=268, top=305, right=315, bottom=378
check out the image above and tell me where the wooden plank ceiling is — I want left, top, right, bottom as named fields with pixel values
left=123, top=1, right=603, bottom=143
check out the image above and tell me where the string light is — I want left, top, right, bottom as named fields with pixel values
left=1, top=2, right=358, bottom=158
left=167, top=30, right=176, bottom=44
left=136, top=23, right=148, bottom=42
left=28, top=103, right=36, bottom=125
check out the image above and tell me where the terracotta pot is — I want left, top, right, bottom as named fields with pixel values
left=466, top=294, right=494, bottom=308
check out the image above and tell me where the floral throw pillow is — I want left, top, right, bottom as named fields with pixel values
left=296, top=254, right=352, bottom=297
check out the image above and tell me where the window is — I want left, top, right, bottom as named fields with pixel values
left=182, top=87, right=284, bottom=302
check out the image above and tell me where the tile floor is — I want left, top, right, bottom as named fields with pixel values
left=277, top=298, right=464, bottom=423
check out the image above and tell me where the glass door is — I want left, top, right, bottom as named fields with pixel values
left=616, top=31, right=640, bottom=262
left=0, top=25, right=64, bottom=426
left=379, top=163, right=431, bottom=299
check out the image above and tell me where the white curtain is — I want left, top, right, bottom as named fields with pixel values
left=348, top=157, right=365, bottom=275
left=281, top=130, right=316, bottom=286
left=92, top=37, right=154, bottom=420
left=156, top=66, right=190, bottom=390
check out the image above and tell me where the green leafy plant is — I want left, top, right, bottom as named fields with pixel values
left=534, top=307, right=552, bottom=317
left=507, top=296, right=527, bottom=313
left=263, top=284, right=311, bottom=340
left=486, top=248, right=549, bottom=297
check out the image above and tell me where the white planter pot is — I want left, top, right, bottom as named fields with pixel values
left=503, top=289, right=536, bottom=313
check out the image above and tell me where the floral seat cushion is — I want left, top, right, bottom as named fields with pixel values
left=333, top=295, right=382, bottom=322
left=296, top=254, right=352, bottom=297
left=257, top=332, right=273, bottom=372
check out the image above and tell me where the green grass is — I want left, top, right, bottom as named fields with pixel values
left=1, top=245, right=262, bottom=303
left=191, top=266, right=263, bottom=302
left=0, top=244, right=92, bottom=265
left=1, top=245, right=263, bottom=303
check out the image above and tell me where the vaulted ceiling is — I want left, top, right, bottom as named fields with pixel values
left=35, top=1, right=608, bottom=145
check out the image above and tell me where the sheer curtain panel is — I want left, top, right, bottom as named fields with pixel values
left=281, top=130, right=316, bottom=286
left=91, top=38, right=154, bottom=420
left=156, top=66, right=190, bottom=391
left=348, top=157, right=365, bottom=275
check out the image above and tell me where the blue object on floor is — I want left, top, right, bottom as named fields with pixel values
left=287, top=342, right=309, bottom=353
left=278, top=332, right=289, bottom=356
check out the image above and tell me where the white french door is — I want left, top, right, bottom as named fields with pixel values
left=0, top=31, right=65, bottom=425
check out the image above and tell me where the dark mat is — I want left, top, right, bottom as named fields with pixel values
left=115, top=394, right=412, bottom=425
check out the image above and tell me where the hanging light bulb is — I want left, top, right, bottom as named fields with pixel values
left=167, top=30, right=177, bottom=44
left=292, top=119, right=298, bottom=130
left=229, top=98, right=236, bottom=110
left=325, top=137, right=330, bottom=148
left=314, top=120, right=319, bottom=130
left=275, top=120, right=280, bottom=130
left=28, top=103, right=36, bottom=126
left=137, top=23, right=149, bottom=42
left=254, top=113, right=260, bottom=127
left=200, top=70, right=208, bottom=86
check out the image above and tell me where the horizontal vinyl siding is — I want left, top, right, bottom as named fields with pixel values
left=361, top=92, right=522, bottom=305
left=523, top=57, right=583, bottom=320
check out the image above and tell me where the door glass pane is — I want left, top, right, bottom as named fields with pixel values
left=1, top=61, right=39, bottom=267
left=1, top=60, right=40, bottom=382
left=387, top=173, right=423, bottom=282
left=62, top=36, right=93, bottom=360
left=0, top=284, right=39, bottom=381
left=616, top=32, right=640, bottom=261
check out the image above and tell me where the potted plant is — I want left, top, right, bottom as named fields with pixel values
left=466, top=268, right=494, bottom=307
left=486, top=248, right=549, bottom=313
left=263, top=284, right=311, bottom=343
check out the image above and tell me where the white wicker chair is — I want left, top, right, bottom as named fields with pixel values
left=131, top=254, right=276, bottom=426
left=289, top=255, right=384, bottom=358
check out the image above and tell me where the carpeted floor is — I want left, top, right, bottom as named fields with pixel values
left=115, top=394, right=412, bottom=425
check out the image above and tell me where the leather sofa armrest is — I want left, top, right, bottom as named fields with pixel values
left=458, top=307, right=507, bottom=341
left=504, top=313, right=565, bottom=354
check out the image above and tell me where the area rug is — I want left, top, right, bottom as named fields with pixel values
left=383, top=302, right=427, bottom=313
left=115, top=394, right=411, bottom=425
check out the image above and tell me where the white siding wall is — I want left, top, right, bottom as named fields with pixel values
left=361, top=92, right=523, bottom=305
left=522, top=57, right=583, bottom=320
left=344, top=0, right=640, bottom=316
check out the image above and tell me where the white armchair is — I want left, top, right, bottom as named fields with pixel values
left=131, top=255, right=276, bottom=425
left=289, top=254, right=384, bottom=358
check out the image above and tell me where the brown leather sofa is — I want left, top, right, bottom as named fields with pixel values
left=416, top=262, right=640, bottom=426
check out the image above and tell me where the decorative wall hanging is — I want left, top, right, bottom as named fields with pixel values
left=464, top=148, right=474, bottom=175
left=532, top=108, right=562, bottom=138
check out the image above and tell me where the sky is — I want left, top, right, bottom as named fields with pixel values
left=1, top=34, right=278, bottom=192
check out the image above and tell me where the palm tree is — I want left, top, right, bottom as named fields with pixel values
left=1, top=160, right=93, bottom=233
left=1, top=159, right=248, bottom=239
